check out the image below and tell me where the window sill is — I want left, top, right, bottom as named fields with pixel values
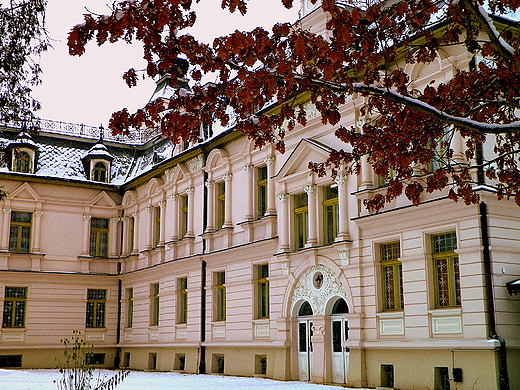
left=1, top=328, right=26, bottom=342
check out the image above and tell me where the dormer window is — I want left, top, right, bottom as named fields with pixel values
left=82, top=138, right=114, bottom=183
left=92, top=162, right=107, bottom=182
left=14, top=151, right=32, bottom=173
left=6, top=132, right=39, bottom=174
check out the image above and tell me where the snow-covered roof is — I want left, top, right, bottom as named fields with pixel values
left=0, top=127, right=176, bottom=187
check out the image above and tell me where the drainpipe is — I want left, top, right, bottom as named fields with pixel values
left=198, top=150, right=208, bottom=374
left=115, top=278, right=122, bottom=369
left=479, top=202, right=509, bottom=390
left=475, top=137, right=509, bottom=390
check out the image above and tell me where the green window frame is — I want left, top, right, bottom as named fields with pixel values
left=86, top=289, right=106, bottom=328
left=9, top=212, right=32, bottom=253
left=180, top=194, right=188, bottom=238
left=90, top=218, right=109, bottom=257
left=294, top=193, right=308, bottom=250
left=323, top=186, right=339, bottom=245
left=215, top=272, right=226, bottom=321
left=216, top=181, right=225, bottom=229
left=381, top=242, right=403, bottom=311
left=257, top=165, right=268, bottom=218
left=14, top=151, right=31, bottom=173
left=92, top=162, right=107, bottom=182
left=2, top=287, right=27, bottom=328
left=433, top=232, right=461, bottom=308
left=126, top=288, right=133, bottom=328
left=150, top=283, right=160, bottom=326
left=178, top=277, right=188, bottom=324
left=257, top=264, right=269, bottom=319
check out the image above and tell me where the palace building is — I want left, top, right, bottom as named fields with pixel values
left=0, top=2, right=519, bottom=389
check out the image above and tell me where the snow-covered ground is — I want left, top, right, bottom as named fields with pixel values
left=0, top=369, right=371, bottom=390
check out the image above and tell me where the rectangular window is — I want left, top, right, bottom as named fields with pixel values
left=294, top=193, right=308, bottom=250
left=381, top=242, right=403, bottom=311
left=126, top=288, right=134, bottom=328
left=2, top=287, right=27, bottom=328
left=433, top=232, right=461, bottom=308
left=90, top=218, right=109, bottom=257
left=257, top=165, right=268, bottom=218
left=257, top=264, right=269, bottom=319
left=153, top=206, right=161, bottom=247
left=323, top=186, right=339, bottom=245
left=180, top=195, right=188, bottom=238
left=150, top=283, right=160, bottom=326
left=178, top=277, right=188, bottom=324
left=216, top=181, right=226, bottom=229
left=9, top=212, right=32, bottom=253
left=86, top=289, right=106, bottom=328
left=215, top=271, right=226, bottom=321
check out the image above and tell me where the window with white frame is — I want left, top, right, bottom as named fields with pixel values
left=2, top=287, right=27, bottom=328
left=432, top=232, right=461, bottom=308
left=380, top=242, right=403, bottom=311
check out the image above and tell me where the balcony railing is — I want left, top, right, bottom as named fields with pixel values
left=1, top=118, right=161, bottom=145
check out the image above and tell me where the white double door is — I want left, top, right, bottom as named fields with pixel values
left=298, top=319, right=313, bottom=381
left=331, top=317, right=350, bottom=384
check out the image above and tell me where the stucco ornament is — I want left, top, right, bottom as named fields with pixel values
left=291, top=264, right=347, bottom=316
left=186, top=154, right=204, bottom=172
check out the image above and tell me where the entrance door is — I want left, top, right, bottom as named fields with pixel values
left=298, top=319, right=313, bottom=381
left=331, top=317, right=349, bottom=384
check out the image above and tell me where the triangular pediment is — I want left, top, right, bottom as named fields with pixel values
left=276, top=138, right=332, bottom=180
left=8, top=182, right=40, bottom=201
left=89, top=191, right=117, bottom=208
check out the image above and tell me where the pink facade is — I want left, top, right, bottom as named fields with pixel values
left=0, top=3, right=519, bottom=389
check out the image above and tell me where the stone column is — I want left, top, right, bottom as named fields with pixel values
left=244, top=165, right=254, bottom=221
left=1, top=207, right=11, bottom=250
left=159, top=201, right=166, bottom=246
left=110, top=216, right=119, bottom=257
left=121, top=216, right=128, bottom=256
left=185, top=188, right=195, bottom=237
left=360, top=155, right=372, bottom=188
left=146, top=205, right=153, bottom=249
left=264, top=156, right=276, bottom=216
left=277, top=193, right=289, bottom=252
left=32, top=210, right=43, bottom=253
left=170, top=194, right=179, bottom=241
left=223, top=173, right=233, bottom=228
left=132, top=212, right=140, bottom=253
left=205, top=180, right=215, bottom=232
left=304, top=184, right=318, bottom=247
left=335, top=174, right=349, bottom=241
left=82, top=214, right=91, bottom=255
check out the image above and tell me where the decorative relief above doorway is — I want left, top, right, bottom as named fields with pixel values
left=291, top=264, right=347, bottom=316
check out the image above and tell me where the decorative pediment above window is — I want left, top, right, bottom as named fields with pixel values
left=6, top=132, right=39, bottom=174
left=82, top=139, right=114, bottom=183
left=275, top=138, right=332, bottom=183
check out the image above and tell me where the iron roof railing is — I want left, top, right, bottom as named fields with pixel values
left=1, top=118, right=162, bottom=145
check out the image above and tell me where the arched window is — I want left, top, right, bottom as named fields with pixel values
left=331, top=298, right=349, bottom=314
left=15, top=151, right=31, bottom=173
left=298, top=301, right=313, bottom=316
left=92, top=162, right=107, bottom=182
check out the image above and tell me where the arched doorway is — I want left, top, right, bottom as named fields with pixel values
left=330, top=297, right=349, bottom=384
left=297, top=301, right=313, bottom=381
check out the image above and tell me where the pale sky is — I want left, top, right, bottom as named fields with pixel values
left=33, top=0, right=300, bottom=127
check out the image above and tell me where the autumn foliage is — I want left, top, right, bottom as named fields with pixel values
left=68, top=0, right=520, bottom=210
